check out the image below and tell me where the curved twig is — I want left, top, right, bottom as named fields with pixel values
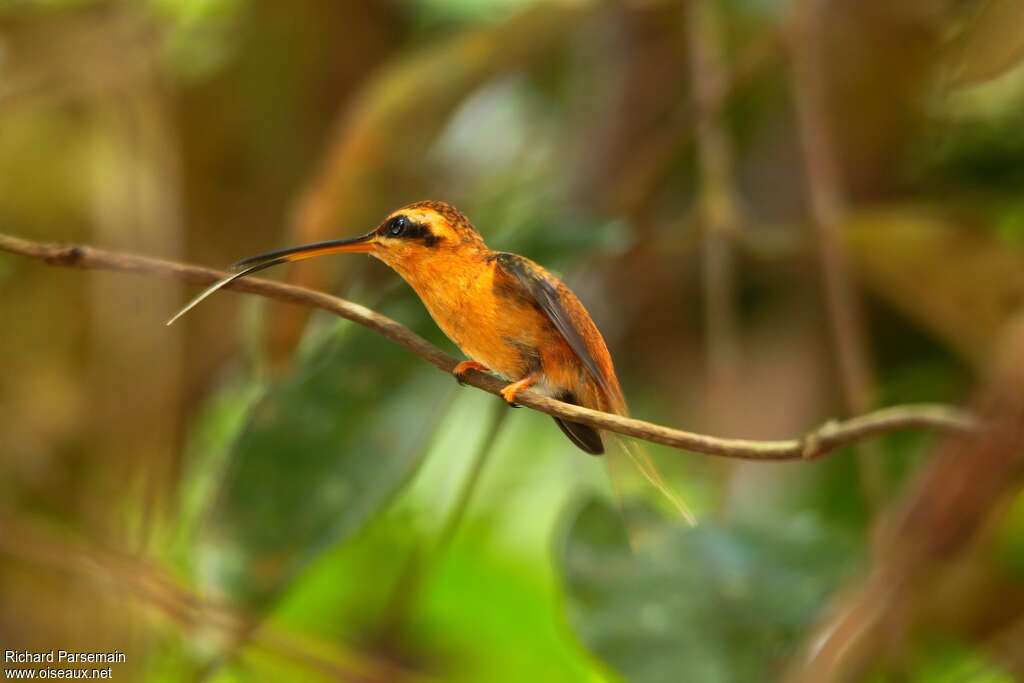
left=0, top=233, right=979, bottom=460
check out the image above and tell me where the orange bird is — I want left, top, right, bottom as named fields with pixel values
left=169, top=202, right=691, bottom=517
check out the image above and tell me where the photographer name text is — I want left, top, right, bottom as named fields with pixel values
left=4, top=651, right=124, bottom=665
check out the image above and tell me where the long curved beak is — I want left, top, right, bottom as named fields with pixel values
left=165, top=231, right=377, bottom=326
left=232, top=232, right=377, bottom=269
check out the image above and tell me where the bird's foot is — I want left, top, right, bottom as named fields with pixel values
left=453, top=360, right=490, bottom=385
left=500, top=376, right=536, bottom=408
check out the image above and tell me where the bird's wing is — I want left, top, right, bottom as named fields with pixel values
left=494, top=253, right=619, bottom=407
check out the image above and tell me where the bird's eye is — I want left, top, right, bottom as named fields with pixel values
left=386, top=216, right=408, bottom=237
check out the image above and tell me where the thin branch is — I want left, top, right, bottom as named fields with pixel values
left=788, top=0, right=885, bottom=501
left=611, top=29, right=783, bottom=221
left=436, top=401, right=509, bottom=549
left=0, top=233, right=978, bottom=460
left=686, top=0, right=743, bottom=402
left=377, top=402, right=510, bottom=636
left=789, top=0, right=871, bottom=401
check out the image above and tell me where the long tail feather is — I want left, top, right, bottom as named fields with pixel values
left=615, top=435, right=697, bottom=527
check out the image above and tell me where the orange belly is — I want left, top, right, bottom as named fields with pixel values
left=405, top=259, right=565, bottom=375
left=421, top=274, right=555, bottom=379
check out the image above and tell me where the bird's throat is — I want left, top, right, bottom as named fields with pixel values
left=385, top=249, right=504, bottom=365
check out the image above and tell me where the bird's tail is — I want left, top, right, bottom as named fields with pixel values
left=613, top=435, right=697, bottom=527
left=597, top=384, right=697, bottom=527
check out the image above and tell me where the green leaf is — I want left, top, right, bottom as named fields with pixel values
left=197, top=316, right=452, bottom=607
left=560, top=499, right=860, bottom=683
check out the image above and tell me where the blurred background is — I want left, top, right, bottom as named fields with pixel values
left=3, top=0, right=1024, bottom=681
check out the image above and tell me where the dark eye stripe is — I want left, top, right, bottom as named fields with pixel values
left=405, top=223, right=442, bottom=247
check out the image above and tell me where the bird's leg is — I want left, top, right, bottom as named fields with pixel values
left=500, top=374, right=537, bottom=408
left=453, top=360, right=491, bottom=385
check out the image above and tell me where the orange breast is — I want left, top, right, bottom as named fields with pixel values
left=402, top=256, right=543, bottom=377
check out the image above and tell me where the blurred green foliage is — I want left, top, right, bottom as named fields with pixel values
left=149, top=0, right=246, bottom=79
left=865, top=638, right=1016, bottom=683
left=404, top=0, right=534, bottom=25
left=197, top=315, right=449, bottom=606
left=4, top=0, right=1024, bottom=681
left=562, top=499, right=860, bottom=683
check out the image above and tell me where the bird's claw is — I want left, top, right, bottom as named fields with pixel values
left=453, top=360, right=489, bottom=386
left=500, top=385, right=522, bottom=408
left=500, top=378, right=535, bottom=408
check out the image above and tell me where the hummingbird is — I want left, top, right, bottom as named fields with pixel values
left=169, top=201, right=692, bottom=518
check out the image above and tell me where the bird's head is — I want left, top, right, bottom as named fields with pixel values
left=237, top=200, right=486, bottom=272
left=166, top=201, right=487, bottom=325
